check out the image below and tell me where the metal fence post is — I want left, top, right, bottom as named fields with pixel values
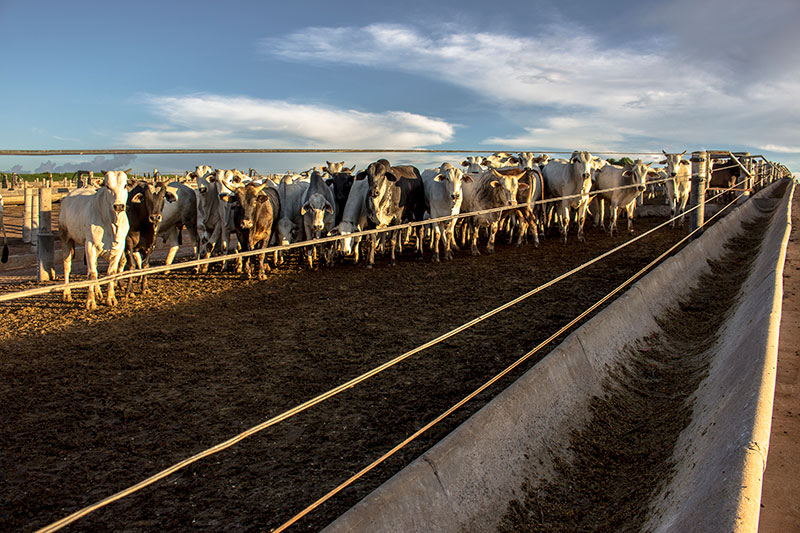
left=37, top=188, right=55, bottom=281
left=23, top=187, right=33, bottom=243
left=689, top=151, right=707, bottom=238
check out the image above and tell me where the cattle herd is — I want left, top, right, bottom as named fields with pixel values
left=52, top=150, right=747, bottom=310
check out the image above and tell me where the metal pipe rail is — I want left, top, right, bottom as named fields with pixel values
left=0, top=177, right=676, bottom=304
left=32, top=178, right=750, bottom=533
left=0, top=148, right=666, bottom=156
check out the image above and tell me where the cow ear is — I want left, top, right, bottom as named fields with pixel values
left=328, top=227, right=340, bottom=236
left=300, top=203, right=310, bottom=215
left=384, top=172, right=398, bottom=182
left=622, top=170, right=633, bottom=177
left=433, top=174, right=445, bottom=182
left=659, top=159, right=667, bottom=165
left=325, top=202, right=334, bottom=214
left=165, top=191, right=177, bottom=203
left=257, top=195, right=269, bottom=204
left=680, top=160, right=691, bottom=166
left=462, top=174, right=474, bottom=183
left=489, top=180, right=501, bottom=188
left=461, top=160, right=469, bottom=167
left=517, top=182, right=529, bottom=190
left=355, top=171, right=367, bottom=181
left=130, top=192, right=143, bottom=204
left=508, top=157, right=519, bottom=164
left=344, top=165, right=355, bottom=173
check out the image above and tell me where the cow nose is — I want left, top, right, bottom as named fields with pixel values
left=583, top=173, right=590, bottom=179
left=671, top=172, right=677, bottom=177
left=113, top=204, right=125, bottom=213
left=451, top=193, right=460, bottom=201
left=243, top=219, right=253, bottom=229
left=638, top=185, right=646, bottom=192
left=150, top=214, right=162, bottom=223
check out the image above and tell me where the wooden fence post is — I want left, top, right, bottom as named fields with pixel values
left=689, top=150, right=707, bottom=239
left=37, top=188, right=55, bottom=281
left=23, top=187, right=33, bottom=243
left=30, top=191, right=40, bottom=253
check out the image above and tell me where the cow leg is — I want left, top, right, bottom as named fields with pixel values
left=367, top=234, right=376, bottom=269
left=389, top=230, right=398, bottom=266
left=627, top=203, right=635, bottom=234
left=487, top=221, right=499, bottom=253
left=560, top=203, right=569, bottom=244
left=62, top=239, right=75, bottom=302
left=431, top=224, right=441, bottom=263
left=84, top=245, right=99, bottom=311
left=577, top=202, right=588, bottom=243
left=610, top=207, right=618, bottom=237
left=470, top=221, right=480, bottom=256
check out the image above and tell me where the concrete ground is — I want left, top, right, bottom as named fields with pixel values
left=759, top=190, right=800, bottom=532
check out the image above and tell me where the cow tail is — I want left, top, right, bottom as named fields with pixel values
left=177, top=223, right=183, bottom=246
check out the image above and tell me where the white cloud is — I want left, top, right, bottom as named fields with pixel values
left=121, top=94, right=455, bottom=149
left=262, top=22, right=800, bottom=162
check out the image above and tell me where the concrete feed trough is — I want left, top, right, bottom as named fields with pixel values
left=324, top=180, right=792, bottom=532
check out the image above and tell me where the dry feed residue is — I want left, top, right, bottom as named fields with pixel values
left=499, top=209, right=779, bottom=532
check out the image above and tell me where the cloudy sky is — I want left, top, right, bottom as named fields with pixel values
left=1, top=0, right=798, bottom=174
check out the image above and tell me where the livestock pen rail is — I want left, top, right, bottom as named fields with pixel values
left=0, top=147, right=791, bottom=532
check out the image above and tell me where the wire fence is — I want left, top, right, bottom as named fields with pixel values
left=33, top=177, right=754, bottom=533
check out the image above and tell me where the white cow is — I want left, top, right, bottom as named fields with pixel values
left=593, top=160, right=659, bottom=236
left=59, top=171, right=130, bottom=310
left=660, top=150, right=692, bottom=227
left=421, top=163, right=472, bottom=262
left=541, top=151, right=598, bottom=243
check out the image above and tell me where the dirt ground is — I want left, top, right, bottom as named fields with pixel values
left=0, top=195, right=702, bottom=533
left=759, top=189, right=800, bottom=532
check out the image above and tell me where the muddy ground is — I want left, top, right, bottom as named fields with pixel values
left=0, top=204, right=707, bottom=532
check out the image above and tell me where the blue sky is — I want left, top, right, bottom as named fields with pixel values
left=1, top=0, right=798, bottom=175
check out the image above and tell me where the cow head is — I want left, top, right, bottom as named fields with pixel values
left=570, top=151, right=596, bottom=182
left=489, top=168, right=528, bottom=207
left=460, top=156, right=485, bottom=175
left=223, top=183, right=269, bottom=231
left=483, top=152, right=518, bottom=168
left=128, top=181, right=171, bottom=227
left=434, top=163, right=472, bottom=210
left=277, top=217, right=300, bottom=246
left=356, top=159, right=397, bottom=226
left=660, top=150, right=689, bottom=178
left=622, top=160, right=659, bottom=193
left=102, top=171, right=129, bottom=215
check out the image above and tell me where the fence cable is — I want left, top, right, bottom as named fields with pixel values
left=34, top=178, right=748, bottom=533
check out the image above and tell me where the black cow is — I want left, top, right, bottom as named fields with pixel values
left=124, top=181, right=174, bottom=293
left=327, top=171, right=355, bottom=225
left=355, top=159, right=426, bottom=267
left=224, top=183, right=281, bottom=280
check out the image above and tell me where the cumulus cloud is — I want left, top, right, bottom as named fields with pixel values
left=3, top=155, right=137, bottom=174
left=121, top=94, right=455, bottom=149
